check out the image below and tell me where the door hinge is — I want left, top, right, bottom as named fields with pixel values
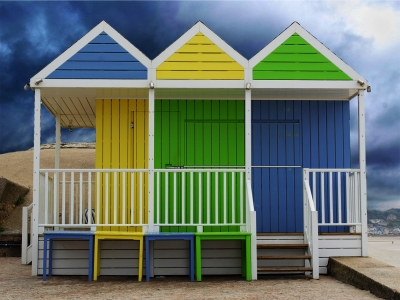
left=130, top=122, right=134, bottom=129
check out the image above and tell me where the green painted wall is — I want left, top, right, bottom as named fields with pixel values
left=154, top=100, right=245, bottom=232
left=253, top=33, right=352, bottom=80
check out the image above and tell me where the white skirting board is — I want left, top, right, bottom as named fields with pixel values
left=38, top=237, right=242, bottom=276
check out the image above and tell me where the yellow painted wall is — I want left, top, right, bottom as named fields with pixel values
left=96, top=99, right=148, bottom=231
left=157, top=32, right=244, bottom=80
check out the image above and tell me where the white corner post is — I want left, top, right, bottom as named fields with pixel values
left=54, top=114, right=61, bottom=229
left=148, top=82, right=155, bottom=233
left=32, top=88, right=41, bottom=275
left=358, top=90, right=368, bottom=256
left=245, top=72, right=257, bottom=280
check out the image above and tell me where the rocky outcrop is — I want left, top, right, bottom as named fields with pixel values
left=0, top=177, right=29, bottom=226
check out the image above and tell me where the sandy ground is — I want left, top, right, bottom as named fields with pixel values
left=0, top=257, right=379, bottom=300
left=0, top=148, right=95, bottom=231
left=368, top=236, right=400, bottom=268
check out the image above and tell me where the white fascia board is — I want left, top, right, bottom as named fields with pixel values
left=152, top=22, right=201, bottom=68
left=30, top=79, right=149, bottom=88
left=249, top=23, right=296, bottom=68
left=199, top=23, right=248, bottom=68
left=294, top=23, right=366, bottom=82
left=155, top=80, right=245, bottom=89
left=103, top=22, right=151, bottom=68
left=251, top=80, right=365, bottom=89
left=31, top=21, right=105, bottom=80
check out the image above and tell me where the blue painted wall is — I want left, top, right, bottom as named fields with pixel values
left=252, top=100, right=350, bottom=233
left=47, top=32, right=147, bottom=79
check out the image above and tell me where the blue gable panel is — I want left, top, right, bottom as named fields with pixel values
left=47, top=32, right=147, bottom=79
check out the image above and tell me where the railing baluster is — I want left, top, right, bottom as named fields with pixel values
left=207, top=172, right=210, bottom=224
left=182, top=171, right=185, bottom=225
left=79, top=172, right=83, bottom=225
left=114, top=172, right=117, bottom=225
left=346, top=172, right=350, bottom=223
left=215, top=172, right=219, bottom=224
left=105, top=172, right=109, bottom=225
left=240, top=172, right=243, bottom=224
left=165, top=172, right=169, bottom=224
left=70, top=172, right=74, bottom=224
left=329, top=172, right=333, bottom=224
left=356, top=172, right=360, bottom=223
left=54, top=172, right=58, bottom=225
left=321, top=172, right=325, bottom=224
left=190, top=172, right=193, bottom=225
left=173, top=172, right=177, bottom=224
left=232, top=172, right=235, bottom=224
left=337, top=172, right=342, bottom=224
left=122, top=172, right=126, bottom=225
left=140, top=172, right=143, bottom=225
left=223, top=172, right=227, bottom=224
left=156, top=172, right=160, bottom=224
left=199, top=173, right=202, bottom=225
left=131, top=172, right=136, bottom=224
left=44, top=172, right=49, bottom=224
left=96, top=172, right=100, bottom=226
left=88, top=172, right=92, bottom=225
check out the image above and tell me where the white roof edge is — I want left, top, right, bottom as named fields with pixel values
left=152, top=22, right=201, bottom=68
left=249, top=22, right=366, bottom=82
left=152, top=21, right=248, bottom=68
left=31, top=20, right=151, bottom=80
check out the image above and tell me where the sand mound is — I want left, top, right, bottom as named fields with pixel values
left=0, top=147, right=95, bottom=231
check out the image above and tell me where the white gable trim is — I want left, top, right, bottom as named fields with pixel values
left=152, top=21, right=247, bottom=69
left=31, top=21, right=151, bottom=81
left=249, top=22, right=366, bottom=82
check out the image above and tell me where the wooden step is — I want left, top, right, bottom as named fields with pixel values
left=257, top=267, right=313, bottom=272
left=257, top=255, right=311, bottom=260
left=257, top=243, right=308, bottom=249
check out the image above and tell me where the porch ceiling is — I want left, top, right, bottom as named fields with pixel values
left=39, top=86, right=358, bottom=128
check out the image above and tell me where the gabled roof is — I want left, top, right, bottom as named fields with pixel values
left=153, top=21, right=248, bottom=74
left=249, top=22, right=365, bottom=81
left=31, top=21, right=151, bottom=80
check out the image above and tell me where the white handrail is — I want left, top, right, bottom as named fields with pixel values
left=246, top=179, right=257, bottom=280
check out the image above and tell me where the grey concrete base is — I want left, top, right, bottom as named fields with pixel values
left=328, top=257, right=400, bottom=300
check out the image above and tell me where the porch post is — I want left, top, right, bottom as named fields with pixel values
left=55, top=114, right=61, bottom=169
left=358, top=90, right=368, bottom=256
left=148, top=83, right=155, bottom=233
left=32, top=88, right=41, bottom=275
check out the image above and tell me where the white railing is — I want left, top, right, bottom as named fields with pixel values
left=305, top=168, right=362, bottom=228
left=21, top=203, right=33, bottom=264
left=153, top=169, right=246, bottom=230
left=303, top=170, right=319, bottom=279
left=246, top=179, right=257, bottom=280
left=39, top=169, right=148, bottom=229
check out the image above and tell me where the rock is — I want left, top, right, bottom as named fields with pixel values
left=0, top=177, right=29, bottom=225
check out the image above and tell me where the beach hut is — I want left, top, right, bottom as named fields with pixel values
left=23, top=20, right=368, bottom=281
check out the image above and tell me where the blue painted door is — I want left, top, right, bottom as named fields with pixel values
left=252, top=101, right=303, bottom=233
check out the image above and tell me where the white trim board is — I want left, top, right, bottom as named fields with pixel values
left=152, top=21, right=247, bottom=69
left=31, top=21, right=151, bottom=81
left=249, top=22, right=366, bottom=82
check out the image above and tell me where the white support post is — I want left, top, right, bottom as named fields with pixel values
left=148, top=85, right=155, bottom=232
left=245, top=81, right=252, bottom=182
left=32, top=88, right=41, bottom=276
left=55, top=114, right=61, bottom=229
left=358, top=90, right=368, bottom=256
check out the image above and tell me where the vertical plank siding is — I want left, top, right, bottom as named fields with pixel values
left=157, top=33, right=244, bottom=80
left=95, top=99, right=148, bottom=231
left=253, top=33, right=352, bottom=80
left=47, top=32, right=147, bottom=79
left=252, top=100, right=350, bottom=233
left=154, top=100, right=245, bottom=232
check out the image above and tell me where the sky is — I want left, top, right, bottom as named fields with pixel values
left=0, top=0, right=399, bottom=210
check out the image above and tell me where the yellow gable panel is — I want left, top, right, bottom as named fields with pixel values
left=157, top=33, right=244, bottom=80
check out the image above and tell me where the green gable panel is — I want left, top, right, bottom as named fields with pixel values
left=253, top=33, right=352, bottom=80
